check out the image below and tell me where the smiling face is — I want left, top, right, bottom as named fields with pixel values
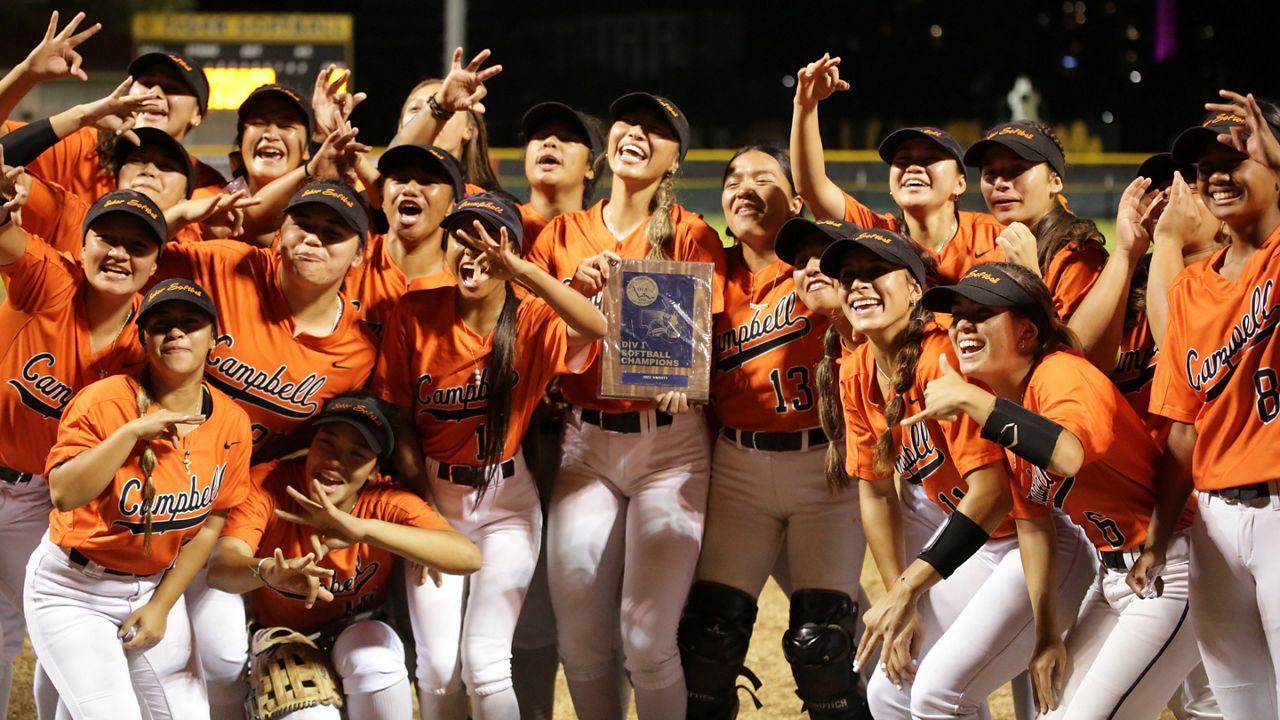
left=979, top=145, right=1063, bottom=225
left=524, top=120, right=595, bottom=192
left=380, top=164, right=455, bottom=242
left=81, top=214, right=161, bottom=297
left=947, top=297, right=1038, bottom=382
left=304, top=423, right=379, bottom=511
left=1195, top=143, right=1280, bottom=228
left=278, top=204, right=364, bottom=288
left=115, top=145, right=189, bottom=209
left=129, top=65, right=202, bottom=140
left=608, top=108, right=680, bottom=185
left=791, top=237, right=841, bottom=314
left=721, top=150, right=803, bottom=244
left=836, top=246, right=920, bottom=341
left=239, top=98, right=308, bottom=187
left=888, top=139, right=966, bottom=212
left=141, top=302, right=214, bottom=377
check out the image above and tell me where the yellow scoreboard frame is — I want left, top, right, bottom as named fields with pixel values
left=132, top=13, right=353, bottom=111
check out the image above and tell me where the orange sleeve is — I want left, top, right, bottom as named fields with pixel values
left=678, top=215, right=729, bottom=314
left=840, top=191, right=899, bottom=231
left=520, top=298, right=590, bottom=378
left=524, top=216, right=561, bottom=275
left=18, top=174, right=88, bottom=256
left=364, top=485, right=451, bottom=530
left=45, top=386, right=126, bottom=474
left=0, top=238, right=77, bottom=313
left=372, top=299, right=416, bottom=408
left=1148, top=278, right=1201, bottom=424
left=1026, top=355, right=1115, bottom=467
left=220, top=466, right=278, bottom=551
left=1045, top=242, right=1107, bottom=321
left=839, top=356, right=882, bottom=481
left=23, top=127, right=98, bottom=199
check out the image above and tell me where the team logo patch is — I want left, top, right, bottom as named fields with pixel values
left=715, top=292, right=812, bottom=371
left=415, top=368, right=522, bottom=421
left=205, top=334, right=328, bottom=422
left=1185, top=279, right=1280, bottom=401
left=113, top=463, right=226, bottom=534
left=7, top=353, right=73, bottom=419
left=897, top=421, right=946, bottom=486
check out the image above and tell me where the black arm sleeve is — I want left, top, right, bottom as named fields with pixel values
left=0, top=118, right=60, bottom=167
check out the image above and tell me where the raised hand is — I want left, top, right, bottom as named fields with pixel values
left=569, top=250, right=621, bottom=297
left=81, top=77, right=159, bottom=146
left=794, top=53, right=850, bottom=108
left=900, top=355, right=994, bottom=427
left=275, top=480, right=369, bottom=549
left=1114, top=177, right=1156, bottom=262
left=306, top=119, right=370, bottom=183
left=453, top=221, right=526, bottom=282
left=260, top=548, right=336, bottom=609
left=1152, top=172, right=1216, bottom=257
left=1205, top=90, right=1280, bottom=177
left=22, top=11, right=101, bottom=83
left=0, top=146, right=30, bottom=217
left=127, top=408, right=206, bottom=444
left=311, top=65, right=367, bottom=138
left=434, top=48, right=503, bottom=115
left=995, top=222, right=1040, bottom=276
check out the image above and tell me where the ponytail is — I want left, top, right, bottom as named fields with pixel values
left=476, top=285, right=518, bottom=498
left=646, top=173, right=677, bottom=260
left=872, top=301, right=933, bottom=477
left=816, top=326, right=849, bottom=494
left=135, top=377, right=158, bottom=555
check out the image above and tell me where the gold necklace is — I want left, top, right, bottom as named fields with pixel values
left=97, top=305, right=136, bottom=379
left=462, top=325, right=486, bottom=385
left=749, top=261, right=784, bottom=312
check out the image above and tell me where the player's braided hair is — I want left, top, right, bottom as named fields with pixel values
left=991, top=261, right=1082, bottom=355
left=646, top=172, right=677, bottom=260
left=1021, top=122, right=1107, bottom=275
left=816, top=325, right=849, bottom=493
left=134, top=377, right=158, bottom=555
left=476, top=284, right=518, bottom=498
left=873, top=297, right=932, bottom=476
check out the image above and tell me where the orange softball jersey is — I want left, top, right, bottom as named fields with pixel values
left=342, top=231, right=452, bottom=341
left=375, top=286, right=593, bottom=465
left=712, top=247, right=828, bottom=432
left=156, top=240, right=377, bottom=455
left=1151, top=224, right=1280, bottom=491
left=46, top=375, right=252, bottom=575
left=525, top=199, right=726, bottom=412
left=0, top=238, right=146, bottom=474
left=841, top=326, right=1014, bottom=537
left=223, top=459, right=450, bottom=632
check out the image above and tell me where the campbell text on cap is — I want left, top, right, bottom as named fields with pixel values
left=521, top=102, right=603, bottom=157
left=312, top=393, right=396, bottom=459
left=442, top=192, right=524, bottom=250
left=609, top=92, right=691, bottom=161
left=127, top=52, right=210, bottom=115
left=82, top=189, right=168, bottom=251
left=818, top=227, right=929, bottom=288
left=964, top=122, right=1067, bottom=178
left=113, top=127, right=196, bottom=199
left=377, top=144, right=466, bottom=201
left=285, top=181, right=370, bottom=238
left=774, top=217, right=858, bottom=267
left=878, top=127, right=966, bottom=167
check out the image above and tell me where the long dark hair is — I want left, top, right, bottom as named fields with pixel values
left=1021, top=122, right=1106, bottom=274
left=476, top=284, right=518, bottom=495
left=816, top=326, right=849, bottom=493
left=989, top=261, right=1082, bottom=354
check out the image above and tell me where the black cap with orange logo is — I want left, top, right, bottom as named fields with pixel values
left=442, top=192, right=524, bottom=250
left=112, top=128, right=196, bottom=199
left=775, top=216, right=857, bottom=266
left=137, top=277, right=218, bottom=332
left=312, top=392, right=396, bottom=460
left=285, top=181, right=370, bottom=238
left=964, top=122, right=1066, bottom=178
left=521, top=102, right=603, bottom=158
left=1171, top=111, right=1280, bottom=164
left=237, top=84, right=311, bottom=134
left=818, top=226, right=929, bottom=288
left=922, top=263, right=1050, bottom=339
left=82, top=189, right=168, bottom=251
left=127, top=52, right=210, bottom=115
left=377, top=144, right=465, bottom=201
left=878, top=127, right=966, bottom=167
left=610, top=92, right=691, bottom=161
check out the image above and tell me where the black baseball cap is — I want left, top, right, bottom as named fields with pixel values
left=442, top=192, right=524, bottom=250
left=964, top=122, right=1066, bottom=178
left=878, top=127, right=966, bottom=166
left=238, top=84, right=311, bottom=132
left=922, top=263, right=1051, bottom=340
left=1135, top=152, right=1195, bottom=189
left=1171, top=111, right=1280, bottom=163
left=610, top=92, right=691, bottom=161
left=82, top=190, right=168, bottom=251
left=137, top=277, right=218, bottom=332
left=521, top=102, right=603, bottom=157
left=312, top=393, right=395, bottom=460
left=285, top=181, right=370, bottom=238
left=127, top=52, right=210, bottom=115
left=378, top=144, right=465, bottom=201
left=775, top=217, right=857, bottom=266
left=113, top=127, right=195, bottom=199
left=818, top=227, right=929, bottom=288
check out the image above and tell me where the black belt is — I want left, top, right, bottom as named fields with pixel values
left=1210, top=482, right=1272, bottom=502
left=0, top=467, right=33, bottom=485
left=1099, top=545, right=1142, bottom=572
left=437, top=459, right=516, bottom=487
left=721, top=427, right=828, bottom=452
left=67, top=548, right=136, bottom=577
left=580, top=409, right=673, bottom=434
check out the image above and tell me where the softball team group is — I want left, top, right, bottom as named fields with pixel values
left=0, top=10, right=1274, bottom=720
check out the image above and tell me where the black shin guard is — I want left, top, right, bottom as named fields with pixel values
left=782, top=589, right=873, bottom=720
left=678, top=581, right=763, bottom=720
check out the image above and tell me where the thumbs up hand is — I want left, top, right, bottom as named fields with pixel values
left=899, top=355, right=995, bottom=427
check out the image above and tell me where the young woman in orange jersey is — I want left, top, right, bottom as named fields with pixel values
left=790, top=53, right=1004, bottom=284
left=680, top=147, right=871, bottom=720
left=915, top=262, right=1205, bottom=718
left=375, top=192, right=604, bottom=720
left=0, top=178, right=164, bottom=717
left=823, top=235, right=1094, bottom=720
left=1140, top=93, right=1280, bottom=719
left=525, top=91, right=726, bottom=720
left=519, top=102, right=604, bottom=243
left=25, top=277, right=251, bottom=720
left=209, top=392, right=480, bottom=720
left=963, top=122, right=1107, bottom=329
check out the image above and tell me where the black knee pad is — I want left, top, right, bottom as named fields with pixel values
left=782, top=589, right=872, bottom=720
left=678, top=581, right=763, bottom=720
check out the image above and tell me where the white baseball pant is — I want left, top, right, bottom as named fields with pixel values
left=24, top=536, right=207, bottom=720
left=0, top=479, right=51, bottom=716
left=185, top=569, right=250, bottom=720
left=548, top=409, right=710, bottom=720
left=1045, top=531, right=1204, bottom=719
left=408, top=453, right=541, bottom=720
left=271, top=619, right=413, bottom=719
left=1188, top=486, right=1280, bottom=719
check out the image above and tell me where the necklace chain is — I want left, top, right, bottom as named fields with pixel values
left=749, top=261, right=784, bottom=311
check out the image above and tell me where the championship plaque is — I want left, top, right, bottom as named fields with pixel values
left=600, top=258, right=714, bottom=401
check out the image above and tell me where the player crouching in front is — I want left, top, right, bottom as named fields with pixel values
left=207, top=392, right=480, bottom=719
left=27, top=278, right=250, bottom=720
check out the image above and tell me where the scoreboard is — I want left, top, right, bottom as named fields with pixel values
left=132, top=13, right=353, bottom=111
